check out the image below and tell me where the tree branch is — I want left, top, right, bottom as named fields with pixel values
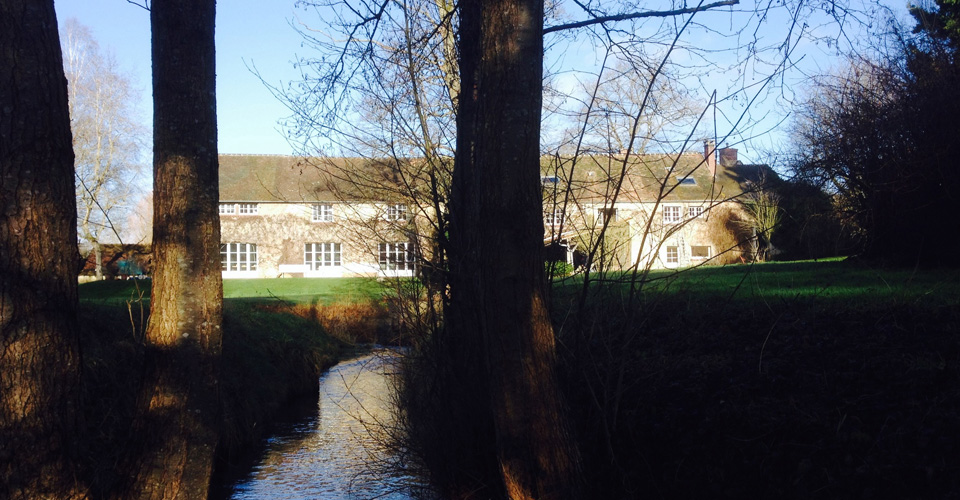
left=125, top=0, right=150, bottom=12
left=543, top=0, right=740, bottom=34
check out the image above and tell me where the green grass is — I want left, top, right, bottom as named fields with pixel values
left=547, top=258, right=960, bottom=499
left=79, top=277, right=388, bottom=305
left=555, top=258, right=960, bottom=307
left=222, top=277, right=386, bottom=303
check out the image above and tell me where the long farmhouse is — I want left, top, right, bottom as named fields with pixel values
left=217, top=144, right=770, bottom=278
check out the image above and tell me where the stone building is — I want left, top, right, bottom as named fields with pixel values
left=218, top=155, right=421, bottom=279
left=217, top=145, right=772, bottom=278
left=542, top=141, right=773, bottom=271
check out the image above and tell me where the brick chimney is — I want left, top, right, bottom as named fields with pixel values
left=703, top=139, right=716, bottom=177
left=719, top=147, right=738, bottom=168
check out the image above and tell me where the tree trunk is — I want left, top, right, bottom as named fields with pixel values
left=94, top=243, right=103, bottom=279
left=446, top=0, right=581, bottom=498
left=120, top=2, right=223, bottom=498
left=0, top=1, right=87, bottom=498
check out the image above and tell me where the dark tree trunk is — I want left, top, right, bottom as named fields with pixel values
left=446, top=0, right=581, bottom=498
left=0, top=1, right=87, bottom=498
left=120, top=1, right=223, bottom=498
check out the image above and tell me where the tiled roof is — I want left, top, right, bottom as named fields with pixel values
left=218, top=155, right=408, bottom=202
left=219, top=153, right=773, bottom=203
left=543, top=152, right=774, bottom=203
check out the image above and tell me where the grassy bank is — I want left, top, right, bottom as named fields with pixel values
left=77, top=277, right=386, bottom=496
left=552, top=260, right=960, bottom=498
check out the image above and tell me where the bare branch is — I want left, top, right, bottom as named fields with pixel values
left=544, top=0, right=740, bottom=34
left=125, top=0, right=150, bottom=12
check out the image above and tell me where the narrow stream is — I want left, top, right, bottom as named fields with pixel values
left=218, top=350, right=430, bottom=500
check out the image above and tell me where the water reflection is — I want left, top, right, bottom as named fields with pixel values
left=224, top=350, right=426, bottom=500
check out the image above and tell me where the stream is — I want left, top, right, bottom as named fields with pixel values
left=217, top=349, right=431, bottom=500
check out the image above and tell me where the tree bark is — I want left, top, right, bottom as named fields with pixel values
left=0, top=1, right=87, bottom=498
left=120, top=1, right=223, bottom=498
left=447, top=0, right=581, bottom=498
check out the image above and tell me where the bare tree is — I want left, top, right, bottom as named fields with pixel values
left=278, top=0, right=879, bottom=497
left=0, top=1, right=88, bottom=498
left=119, top=1, right=223, bottom=498
left=62, top=19, right=147, bottom=279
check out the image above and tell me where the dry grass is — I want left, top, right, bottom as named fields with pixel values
left=260, top=300, right=391, bottom=345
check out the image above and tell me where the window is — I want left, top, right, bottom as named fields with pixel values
left=676, top=177, right=697, bottom=186
left=691, top=245, right=711, bottom=260
left=219, top=203, right=258, bottom=215
left=663, top=206, right=681, bottom=224
left=666, top=246, right=679, bottom=264
left=545, top=207, right=564, bottom=226
left=597, top=207, right=617, bottom=224
left=541, top=175, right=559, bottom=185
left=312, top=204, right=333, bottom=222
left=687, top=206, right=704, bottom=218
left=387, top=204, right=407, bottom=222
left=379, top=242, right=416, bottom=271
left=304, top=242, right=341, bottom=269
left=220, top=243, right=257, bottom=271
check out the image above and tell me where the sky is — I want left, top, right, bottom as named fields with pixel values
left=53, top=0, right=913, bottom=164
left=55, top=0, right=308, bottom=156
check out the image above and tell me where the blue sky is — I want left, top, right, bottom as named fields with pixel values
left=54, top=0, right=912, bottom=164
left=55, top=0, right=307, bottom=155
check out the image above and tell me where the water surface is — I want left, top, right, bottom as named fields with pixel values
left=222, top=350, right=427, bottom=500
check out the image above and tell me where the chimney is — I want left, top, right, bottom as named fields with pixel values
left=719, top=147, right=738, bottom=168
left=703, top=140, right=716, bottom=177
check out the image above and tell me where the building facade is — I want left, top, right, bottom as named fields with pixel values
left=218, top=146, right=769, bottom=278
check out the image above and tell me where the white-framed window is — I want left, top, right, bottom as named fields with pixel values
left=691, top=245, right=711, bottom=261
left=219, top=203, right=258, bottom=215
left=220, top=243, right=257, bottom=271
left=666, top=246, right=679, bottom=264
left=687, top=206, right=704, bottom=219
left=386, top=204, right=407, bottom=222
left=597, top=207, right=617, bottom=224
left=238, top=203, right=258, bottom=215
left=312, top=203, right=334, bottom=222
left=379, top=242, right=416, bottom=271
left=663, top=206, right=682, bottom=224
left=304, top=242, right=341, bottom=269
left=545, top=207, right=564, bottom=226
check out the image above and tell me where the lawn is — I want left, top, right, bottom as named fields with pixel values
left=555, top=257, right=960, bottom=307
left=551, top=259, right=960, bottom=499
left=79, top=276, right=388, bottom=304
